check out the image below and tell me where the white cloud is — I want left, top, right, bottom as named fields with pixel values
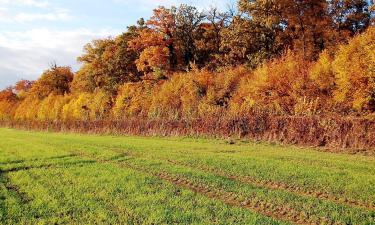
left=113, top=0, right=230, bottom=11
left=14, top=8, right=72, bottom=22
left=0, top=9, right=72, bottom=22
left=0, top=0, right=72, bottom=23
left=0, top=28, right=121, bottom=88
left=0, top=0, right=50, bottom=8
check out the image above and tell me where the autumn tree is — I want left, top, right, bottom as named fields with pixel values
left=238, top=0, right=373, bottom=59
left=206, top=7, right=232, bottom=55
left=194, top=8, right=232, bottom=68
left=239, top=0, right=335, bottom=60
left=175, top=4, right=206, bottom=67
left=14, top=80, right=33, bottom=99
left=74, top=23, right=142, bottom=93
left=130, top=7, right=178, bottom=74
left=2, top=2, right=375, bottom=123
left=328, top=0, right=372, bottom=38
left=30, top=65, right=74, bottom=99
left=220, top=16, right=279, bottom=67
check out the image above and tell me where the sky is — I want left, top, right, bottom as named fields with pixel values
left=0, top=0, right=232, bottom=89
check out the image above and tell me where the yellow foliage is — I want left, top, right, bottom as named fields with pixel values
left=0, top=101, right=18, bottom=120
left=113, top=82, right=154, bottom=119
left=37, top=94, right=58, bottom=121
left=332, top=27, right=375, bottom=112
left=61, top=91, right=111, bottom=121
left=62, top=93, right=92, bottom=121
left=14, top=97, right=41, bottom=120
left=149, top=73, right=200, bottom=119
left=310, top=50, right=335, bottom=93
left=230, top=52, right=314, bottom=115
left=195, top=67, right=248, bottom=118
left=36, top=94, right=71, bottom=121
left=148, top=67, right=248, bottom=119
left=89, top=90, right=111, bottom=120
left=51, top=95, right=71, bottom=121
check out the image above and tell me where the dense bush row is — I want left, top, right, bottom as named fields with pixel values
left=2, top=115, right=374, bottom=152
left=1, top=27, right=374, bottom=122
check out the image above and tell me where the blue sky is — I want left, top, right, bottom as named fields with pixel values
left=0, top=0, right=232, bottom=89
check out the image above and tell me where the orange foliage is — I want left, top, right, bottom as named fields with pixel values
left=30, top=66, right=74, bottom=99
left=129, top=6, right=178, bottom=73
left=230, top=52, right=315, bottom=115
left=0, top=88, right=18, bottom=120
left=136, top=46, right=170, bottom=72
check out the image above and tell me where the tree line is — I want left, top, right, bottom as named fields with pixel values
left=0, top=0, right=374, bottom=122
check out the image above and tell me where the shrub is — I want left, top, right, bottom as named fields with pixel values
left=196, top=67, right=248, bottom=118
left=89, top=90, right=112, bottom=120
left=308, top=50, right=336, bottom=113
left=230, top=51, right=314, bottom=115
left=0, top=89, right=18, bottom=120
left=37, top=94, right=58, bottom=121
left=332, top=27, right=375, bottom=113
left=113, top=82, right=154, bottom=119
left=149, top=74, right=200, bottom=119
left=14, top=97, right=41, bottom=120
left=62, top=93, right=91, bottom=121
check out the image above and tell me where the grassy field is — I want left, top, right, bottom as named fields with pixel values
left=0, top=128, right=374, bottom=224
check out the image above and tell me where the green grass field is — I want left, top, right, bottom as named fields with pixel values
left=0, top=128, right=374, bottom=224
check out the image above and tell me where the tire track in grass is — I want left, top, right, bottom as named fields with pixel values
left=0, top=156, right=91, bottom=223
left=165, top=159, right=375, bottom=212
left=90, top=145, right=375, bottom=212
left=0, top=158, right=96, bottom=208
left=0, top=170, right=31, bottom=204
left=75, top=151, right=332, bottom=225
left=0, top=154, right=77, bottom=166
left=149, top=170, right=316, bottom=225
left=1, top=160, right=96, bottom=173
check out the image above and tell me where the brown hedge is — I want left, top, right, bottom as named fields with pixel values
left=1, top=115, right=374, bottom=155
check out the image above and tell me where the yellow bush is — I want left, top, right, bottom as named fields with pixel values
left=332, top=27, right=375, bottom=112
left=310, top=50, right=335, bottom=93
left=37, top=94, right=57, bottom=121
left=113, top=82, right=154, bottom=119
left=51, top=95, right=71, bottom=121
left=230, top=52, right=314, bottom=115
left=149, top=73, right=200, bottom=119
left=62, top=93, right=91, bottom=121
left=61, top=91, right=111, bottom=121
left=89, top=90, right=111, bottom=120
left=14, top=97, right=41, bottom=120
left=148, top=67, right=248, bottom=119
